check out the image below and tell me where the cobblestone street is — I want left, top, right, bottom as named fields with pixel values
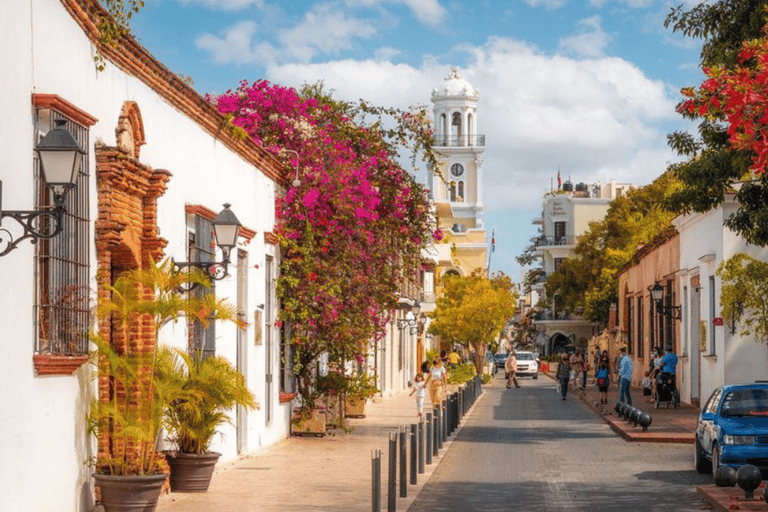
left=409, top=375, right=712, bottom=512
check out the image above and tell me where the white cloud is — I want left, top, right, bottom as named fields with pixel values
left=374, top=46, right=403, bottom=61
left=523, top=0, right=567, bottom=10
left=348, top=0, right=447, bottom=26
left=196, top=5, right=376, bottom=65
left=267, top=35, right=680, bottom=215
left=558, top=15, right=611, bottom=58
left=173, top=0, right=264, bottom=10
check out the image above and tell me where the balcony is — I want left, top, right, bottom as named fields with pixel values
left=432, top=135, right=485, bottom=148
left=534, top=235, right=574, bottom=247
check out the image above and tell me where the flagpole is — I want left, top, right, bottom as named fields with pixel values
left=487, top=227, right=495, bottom=278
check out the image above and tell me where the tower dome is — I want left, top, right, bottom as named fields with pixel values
left=431, top=67, right=479, bottom=100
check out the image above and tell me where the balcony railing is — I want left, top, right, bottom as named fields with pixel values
left=534, top=236, right=574, bottom=247
left=421, top=291, right=436, bottom=303
left=432, top=135, right=485, bottom=148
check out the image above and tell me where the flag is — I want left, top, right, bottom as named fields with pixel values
left=557, top=169, right=561, bottom=189
left=491, top=229, right=495, bottom=253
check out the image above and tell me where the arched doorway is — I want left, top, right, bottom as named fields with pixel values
left=550, top=332, right=572, bottom=355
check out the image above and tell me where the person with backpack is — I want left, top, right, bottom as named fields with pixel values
left=595, top=361, right=610, bottom=404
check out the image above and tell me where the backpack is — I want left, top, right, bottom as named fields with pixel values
left=597, top=377, right=607, bottom=387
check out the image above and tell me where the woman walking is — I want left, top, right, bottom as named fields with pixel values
left=557, top=352, right=571, bottom=400
left=505, top=350, right=520, bottom=389
left=424, top=358, right=447, bottom=405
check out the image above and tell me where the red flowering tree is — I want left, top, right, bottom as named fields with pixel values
left=211, top=81, right=439, bottom=411
left=679, top=31, right=768, bottom=176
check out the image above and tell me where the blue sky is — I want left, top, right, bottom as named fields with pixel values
left=131, top=0, right=704, bottom=280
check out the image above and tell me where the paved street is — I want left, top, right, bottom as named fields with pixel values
left=409, top=374, right=712, bottom=512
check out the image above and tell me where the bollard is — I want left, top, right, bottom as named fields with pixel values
left=372, top=449, right=381, bottom=512
left=459, top=386, right=464, bottom=418
left=410, top=424, right=417, bottom=485
left=387, top=432, right=396, bottom=512
left=425, top=413, right=433, bottom=465
left=736, top=464, right=762, bottom=499
left=399, top=427, right=407, bottom=498
left=435, top=406, right=442, bottom=451
left=441, top=401, right=447, bottom=443
left=453, top=393, right=459, bottom=431
left=418, top=420, right=425, bottom=473
left=638, top=412, right=652, bottom=431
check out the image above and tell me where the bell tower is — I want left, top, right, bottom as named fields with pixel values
left=429, top=67, right=487, bottom=276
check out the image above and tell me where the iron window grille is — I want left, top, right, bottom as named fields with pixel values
left=34, top=109, right=90, bottom=356
left=189, top=215, right=216, bottom=360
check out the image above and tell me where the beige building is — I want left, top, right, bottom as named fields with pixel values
left=428, top=68, right=488, bottom=278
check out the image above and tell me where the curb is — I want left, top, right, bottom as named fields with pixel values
left=545, top=372, right=694, bottom=444
left=697, top=485, right=768, bottom=511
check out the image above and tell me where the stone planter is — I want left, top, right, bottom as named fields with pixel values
left=291, top=408, right=326, bottom=436
left=321, top=394, right=343, bottom=428
left=344, top=395, right=368, bottom=418
left=166, top=452, right=221, bottom=493
left=93, top=473, right=168, bottom=512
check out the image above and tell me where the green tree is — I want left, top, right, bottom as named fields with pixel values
left=717, top=253, right=768, bottom=342
left=664, top=0, right=768, bottom=246
left=428, top=272, right=517, bottom=375
left=544, top=173, right=678, bottom=326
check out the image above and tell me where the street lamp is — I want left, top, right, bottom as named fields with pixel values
left=1, top=119, right=85, bottom=257
left=650, top=281, right=681, bottom=320
left=397, top=300, right=422, bottom=334
left=173, top=203, right=241, bottom=290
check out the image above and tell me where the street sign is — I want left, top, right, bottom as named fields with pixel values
left=713, top=317, right=724, bottom=326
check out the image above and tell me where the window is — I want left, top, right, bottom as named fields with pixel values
left=554, top=258, right=565, bottom=272
left=264, top=255, right=273, bottom=422
left=626, top=296, right=633, bottom=355
left=666, top=280, right=675, bottom=348
left=35, top=110, right=90, bottom=356
left=457, top=181, right=464, bottom=202
left=449, top=181, right=457, bottom=202
left=682, top=286, right=688, bottom=356
left=637, top=296, right=644, bottom=359
left=450, top=163, right=464, bottom=178
left=649, top=295, right=655, bottom=348
left=554, top=221, right=566, bottom=242
left=709, top=275, right=716, bottom=355
left=189, top=215, right=216, bottom=359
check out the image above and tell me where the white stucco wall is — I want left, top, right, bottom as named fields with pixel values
left=675, top=200, right=768, bottom=407
left=0, top=1, right=288, bottom=510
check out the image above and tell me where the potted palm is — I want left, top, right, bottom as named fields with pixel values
left=157, top=347, right=257, bottom=492
left=87, top=259, right=236, bottom=511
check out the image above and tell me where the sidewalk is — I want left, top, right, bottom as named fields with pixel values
left=546, top=372, right=697, bottom=443
left=155, top=382, right=483, bottom=512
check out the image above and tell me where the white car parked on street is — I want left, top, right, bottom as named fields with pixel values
left=515, top=351, right=539, bottom=379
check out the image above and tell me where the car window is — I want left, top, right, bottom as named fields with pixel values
left=517, top=353, right=534, bottom=360
left=704, top=388, right=722, bottom=414
left=720, top=389, right=768, bottom=417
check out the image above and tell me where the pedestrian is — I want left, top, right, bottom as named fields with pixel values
left=409, top=373, right=426, bottom=419
left=448, top=349, right=461, bottom=369
left=424, top=358, right=447, bottom=405
left=642, top=370, right=653, bottom=402
left=505, top=350, right=520, bottom=389
left=612, top=349, right=623, bottom=387
left=618, top=347, right=633, bottom=405
left=557, top=352, right=570, bottom=400
left=599, top=350, right=610, bottom=372
left=581, top=357, right=589, bottom=389
left=660, top=345, right=679, bottom=391
left=595, top=361, right=610, bottom=404
left=593, top=349, right=600, bottom=373
left=569, top=349, right=583, bottom=390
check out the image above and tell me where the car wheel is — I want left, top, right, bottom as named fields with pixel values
left=694, top=438, right=711, bottom=474
left=712, top=444, right=722, bottom=477
left=533, top=373, right=538, bottom=380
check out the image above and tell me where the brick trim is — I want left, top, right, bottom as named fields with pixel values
left=33, top=354, right=89, bottom=376
left=58, top=0, right=286, bottom=186
left=185, top=204, right=257, bottom=240
left=32, top=94, right=98, bottom=126
left=264, top=232, right=278, bottom=245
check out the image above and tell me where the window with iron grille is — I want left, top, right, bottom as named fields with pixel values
left=189, top=215, right=216, bottom=359
left=637, top=296, right=644, bottom=359
left=34, top=109, right=90, bottom=356
left=554, top=221, right=566, bottom=242
left=666, top=280, right=675, bottom=348
left=626, top=296, right=633, bottom=355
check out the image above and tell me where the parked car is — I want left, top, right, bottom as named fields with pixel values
left=494, top=352, right=507, bottom=369
left=485, top=351, right=498, bottom=376
left=694, top=383, right=768, bottom=477
left=515, top=351, right=539, bottom=379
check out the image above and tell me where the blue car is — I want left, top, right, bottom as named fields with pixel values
left=695, top=383, right=768, bottom=477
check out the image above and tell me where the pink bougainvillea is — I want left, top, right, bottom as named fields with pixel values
left=211, top=81, right=438, bottom=410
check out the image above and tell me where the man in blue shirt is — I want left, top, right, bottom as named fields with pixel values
left=618, top=347, right=633, bottom=405
left=660, top=346, right=678, bottom=387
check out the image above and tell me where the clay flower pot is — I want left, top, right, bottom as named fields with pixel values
left=166, top=452, right=221, bottom=493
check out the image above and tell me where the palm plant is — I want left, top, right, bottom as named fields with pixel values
left=157, top=347, right=258, bottom=454
left=87, top=258, right=241, bottom=475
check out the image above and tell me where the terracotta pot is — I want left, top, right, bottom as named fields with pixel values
left=93, top=473, right=168, bottom=512
left=166, top=452, right=221, bottom=493
left=291, top=408, right=326, bottom=436
left=344, top=395, right=367, bottom=418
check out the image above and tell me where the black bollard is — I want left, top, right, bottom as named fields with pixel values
left=442, top=401, right=447, bottom=442
left=372, top=449, right=381, bottom=512
left=425, top=413, right=433, bottom=465
left=387, top=432, right=396, bottom=512
left=399, top=427, right=407, bottom=498
left=435, top=406, right=443, bottom=450
left=736, top=464, right=762, bottom=499
left=418, top=420, right=425, bottom=473
left=410, top=424, right=417, bottom=485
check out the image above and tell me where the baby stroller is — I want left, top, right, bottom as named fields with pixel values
left=654, top=372, right=679, bottom=409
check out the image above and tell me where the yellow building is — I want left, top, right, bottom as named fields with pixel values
left=429, top=68, right=488, bottom=278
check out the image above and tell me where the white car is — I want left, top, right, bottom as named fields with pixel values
left=515, top=351, right=539, bottom=379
